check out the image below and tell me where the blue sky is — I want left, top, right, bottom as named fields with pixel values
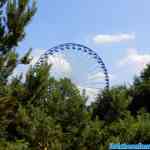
left=17, top=0, right=150, bottom=87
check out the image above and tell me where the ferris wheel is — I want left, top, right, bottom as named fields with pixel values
left=36, top=43, right=109, bottom=101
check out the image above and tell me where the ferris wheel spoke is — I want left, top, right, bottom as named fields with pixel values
left=87, top=65, right=100, bottom=71
left=80, top=86, right=103, bottom=90
left=80, top=79, right=106, bottom=85
left=82, top=83, right=106, bottom=87
left=87, top=64, right=100, bottom=73
left=36, top=43, right=109, bottom=103
left=80, top=85, right=105, bottom=90
left=80, top=77, right=105, bottom=84
left=81, top=84, right=105, bottom=89
left=79, top=82, right=105, bottom=88
left=87, top=73, right=105, bottom=81
left=55, top=54, right=62, bottom=66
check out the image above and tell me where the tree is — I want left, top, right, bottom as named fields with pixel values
left=129, top=64, right=150, bottom=114
left=45, top=78, right=90, bottom=149
left=0, top=0, right=36, bottom=111
left=0, top=1, right=150, bottom=149
left=0, top=0, right=36, bottom=83
left=0, top=0, right=36, bottom=147
left=92, top=86, right=131, bottom=123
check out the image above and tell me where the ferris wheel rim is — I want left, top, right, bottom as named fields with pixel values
left=35, top=43, right=109, bottom=89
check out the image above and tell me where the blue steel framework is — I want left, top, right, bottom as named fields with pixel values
left=36, top=43, right=109, bottom=89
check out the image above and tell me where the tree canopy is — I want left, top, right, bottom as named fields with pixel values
left=0, top=1, right=150, bottom=150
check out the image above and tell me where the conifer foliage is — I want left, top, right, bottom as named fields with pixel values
left=0, top=1, right=150, bottom=150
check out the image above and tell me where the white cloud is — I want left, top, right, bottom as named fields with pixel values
left=48, top=54, right=72, bottom=79
left=78, top=85, right=100, bottom=105
left=10, top=49, right=44, bottom=81
left=93, top=33, right=135, bottom=44
left=13, top=49, right=110, bottom=104
left=30, top=49, right=72, bottom=79
left=87, top=72, right=105, bottom=80
left=30, top=49, right=45, bottom=65
left=119, top=48, right=150, bottom=73
left=78, top=72, right=115, bottom=105
left=109, top=73, right=116, bottom=81
left=12, top=49, right=72, bottom=80
left=88, top=72, right=115, bottom=81
left=28, top=49, right=72, bottom=78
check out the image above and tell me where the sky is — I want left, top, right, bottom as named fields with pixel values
left=15, top=0, right=150, bottom=101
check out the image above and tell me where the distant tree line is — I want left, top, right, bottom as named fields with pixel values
left=0, top=0, right=150, bottom=149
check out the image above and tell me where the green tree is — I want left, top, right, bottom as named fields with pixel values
left=0, top=1, right=150, bottom=149
left=92, top=86, right=131, bottom=123
left=129, top=64, right=150, bottom=114
left=0, top=0, right=36, bottom=147
left=0, top=0, right=36, bottom=113
left=0, top=0, right=36, bottom=83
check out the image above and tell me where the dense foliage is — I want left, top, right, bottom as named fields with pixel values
left=0, top=0, right=150, bottom=149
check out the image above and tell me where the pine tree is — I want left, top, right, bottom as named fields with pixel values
left=0, top=0, right=36, bottom=148
left=129, top=64, right=150, bottom=114
left=0, top=0, right=36, bottom=83
left=92, top=86, right=131, bottom=123
left=0, top=0, right=36, bottom=113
